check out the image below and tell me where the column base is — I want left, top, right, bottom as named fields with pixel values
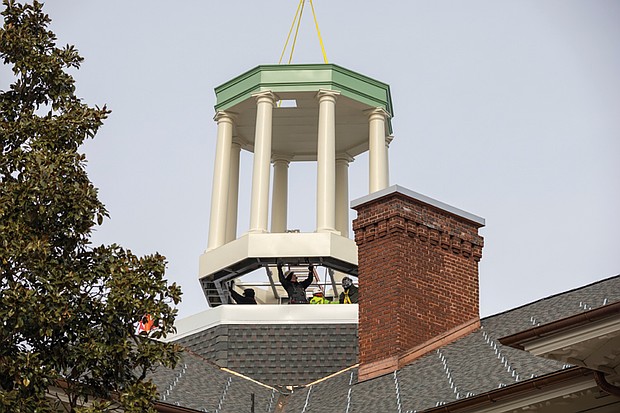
left=316, top=228, right=341, bottom=236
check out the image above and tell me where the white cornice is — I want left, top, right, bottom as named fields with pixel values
left=522, top=316, right=620, bottom=356
left=162, top=304, right=358, bottom=342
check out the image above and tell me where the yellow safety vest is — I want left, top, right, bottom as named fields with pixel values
left=310, top=296, right=331, bottom=304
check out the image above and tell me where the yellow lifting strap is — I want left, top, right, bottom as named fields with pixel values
left=279, top=0, right=328, bottom=64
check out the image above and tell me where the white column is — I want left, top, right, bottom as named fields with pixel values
left=316, top=90, right=340, bottom=233
left=335, top=154, right=353, bottom=238
left=271, top=155, right=290, bottom=233
left=207, top=111, right=234, bottom=250
left=385, top=135, right=393, bottom=188
left=249, top=91, right=276, bottom=233
left=368, top=108, right=390, bottom=193
left=225, top=140, right=242, bottom=243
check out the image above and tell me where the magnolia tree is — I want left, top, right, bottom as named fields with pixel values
left=0, top=1, right=182, bottom=411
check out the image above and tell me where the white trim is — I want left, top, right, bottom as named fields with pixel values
left=471, top=376, right=596, bottom=413
left=522, top=316, right=620, bottom=356
left=199, top=232, right=358, bottom=279
left=163, top=304, right=358, bottom=342
left=351, top=185, right=485, bottom=226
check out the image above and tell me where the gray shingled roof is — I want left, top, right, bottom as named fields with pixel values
left=149, top=350, right=282, bottom=412
left=151, top=274, right=620, bottom=412
left=173, top=324, right=358, bottom=387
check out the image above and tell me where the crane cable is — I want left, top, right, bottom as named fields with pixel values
left=309, top=0, right=328, bottom=64
left=289, top=0, right=305, bottom=64
left=279, top=0, right=328, bottom=65
left=278, top=0, right=303, bottom=64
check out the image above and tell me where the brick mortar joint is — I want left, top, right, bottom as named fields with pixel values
left=353, top=215, right=483, bottom=248
left=355, top=206, right=477, bottom=228
left=353, top=193, right=482, bottom=223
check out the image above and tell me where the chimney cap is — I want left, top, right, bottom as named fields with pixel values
left=351, top=184, right=485, bottom=227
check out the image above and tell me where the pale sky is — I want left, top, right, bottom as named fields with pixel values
left=7, top=1, right=619, bottom=319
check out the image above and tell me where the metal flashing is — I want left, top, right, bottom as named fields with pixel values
left=351, top=184, right=486, bottom=227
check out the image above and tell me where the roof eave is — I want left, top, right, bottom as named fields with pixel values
left=419, top=367, right=594, bottom=413
left=499, top=301, right=620, bottom=349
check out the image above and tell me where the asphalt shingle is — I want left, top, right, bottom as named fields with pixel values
left=152, top=274, right=620, bottom=412
left=174, top=323, right=358, bottom=386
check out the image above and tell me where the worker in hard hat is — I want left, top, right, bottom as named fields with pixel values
left=339, top=277, right=359, bottom=304
left=309, top=287, right=332, bottom=304
left=229, top=284, right=257, bottom=304
left=278, top=262, right=314, bottom=304
left=137, top=314, right=155, bottom=333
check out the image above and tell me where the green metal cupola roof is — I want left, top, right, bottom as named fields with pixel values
left=213, top=64, right=394, bottom=160
left=215, top=63, right=393, bottom=116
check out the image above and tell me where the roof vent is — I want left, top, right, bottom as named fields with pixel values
left=276, top=99, right=297, bottom=108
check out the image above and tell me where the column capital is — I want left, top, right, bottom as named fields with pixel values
left=316, top=89, right=341, bottom=102
left=251, top=90, right=278, bottom=106
left=336, top=152, right=355, bottom=163
left=230, top=140, right=242, bottom=150
left=366, top=107, right=390, bottom=121
left=232, top=135, right=249, bottom=150
left=213, top=110, right=236, bottom=124
left=272, top=153, right=293, bottom=164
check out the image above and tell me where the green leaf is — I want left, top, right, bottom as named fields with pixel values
left=0, top=1, right=182, bottom=411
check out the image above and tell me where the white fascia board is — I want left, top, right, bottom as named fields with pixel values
left=162, top=304, right=358, bottom=342
left=199, top=234, right=250, bottom=277
left=522, top=316, right=620, bottom=356
left=469, top=376, right=596, bottom=413
left=199, top=232, right=358, bottom=278
left=246, top=232, right=349, bottom=258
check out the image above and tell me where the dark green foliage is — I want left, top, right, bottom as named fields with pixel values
left=0, top=1, right=182, bottom=411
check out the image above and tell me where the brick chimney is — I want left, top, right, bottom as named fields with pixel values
left=351, top=185, right=485, bottom=381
